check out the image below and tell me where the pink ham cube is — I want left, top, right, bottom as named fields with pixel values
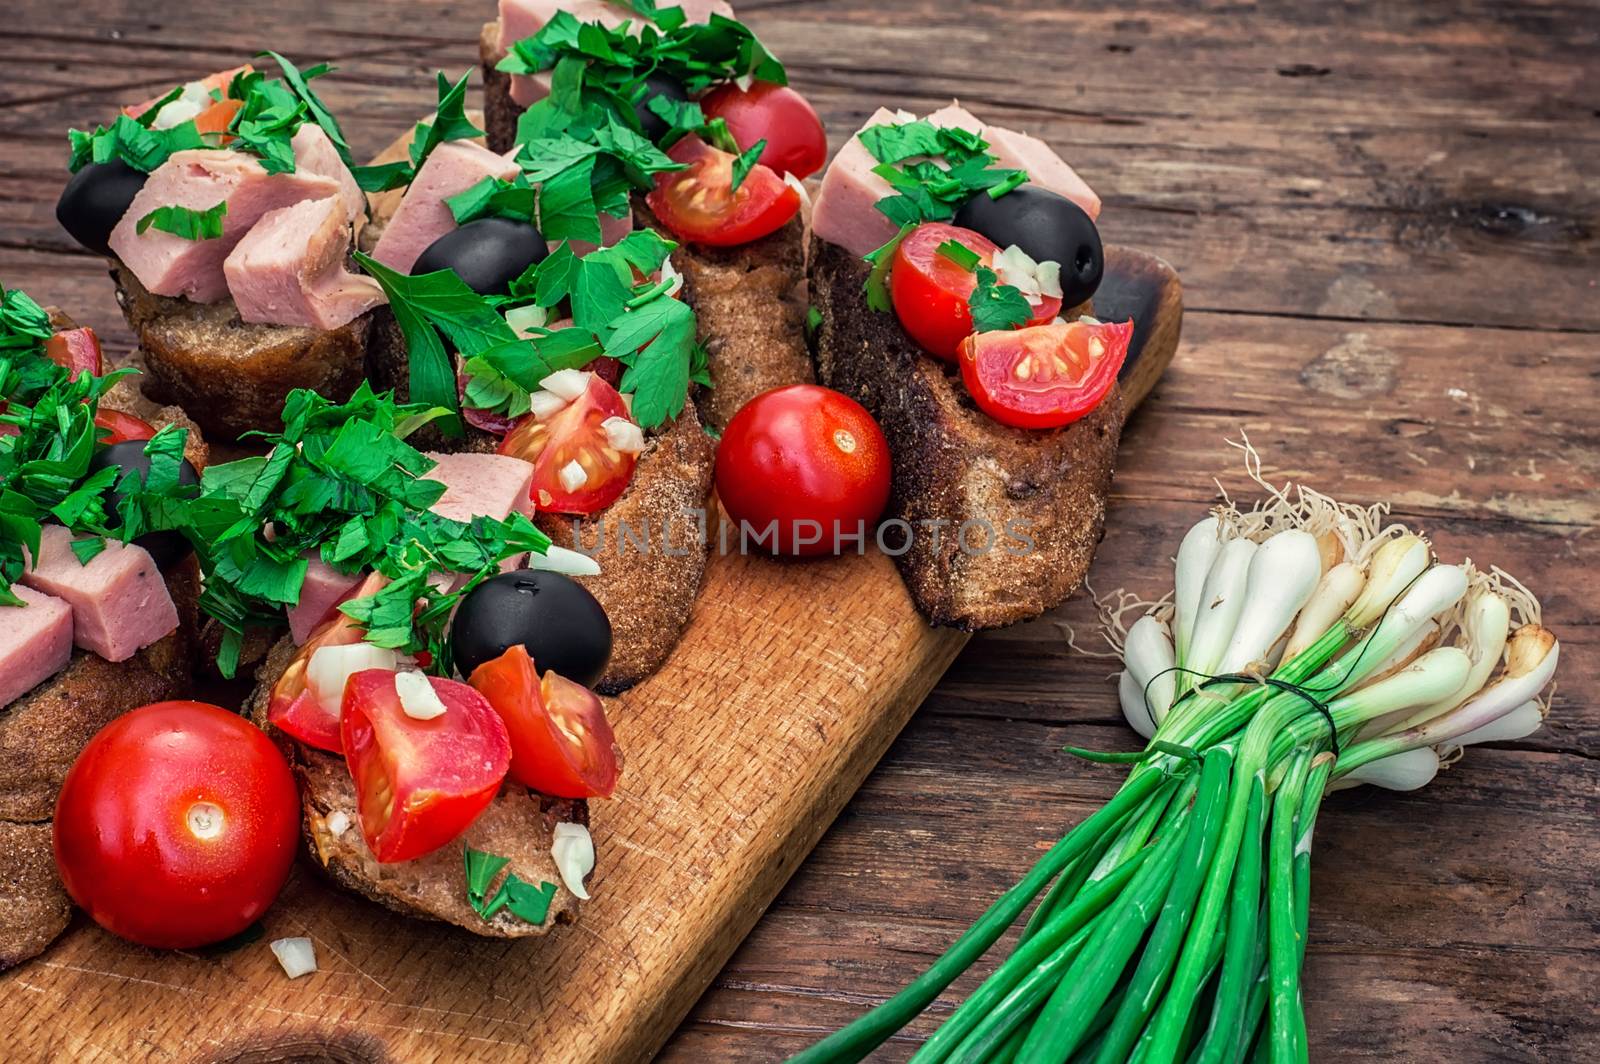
left=20, top=526, right=177, bottom=663
left=108, top=149, right=343, bottom=303
left=425, top=452, right=536, bottom=523
left=0, top=586, right=74, bottom=707
left=369, top=142, right=522, bottom=275
left=224, top=195, right=384, bottom=330
left=291, top=124, right=368, bottom=236
left=286, top=555, right=366, bottom=645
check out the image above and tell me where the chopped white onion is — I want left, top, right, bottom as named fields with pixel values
left=783, top=171, right=814, bottom=213
left=394, top=670, right=447, bottom=721
left=1033, top=259, right=1063, bottom=300
left=529, top=544, right=602, bottom=577
left=505, top=304, right=550, bottom=338
left=540, top=369, right=592, bottom=402
left=269, top=937, right=318, bottom=979
left=551, top=823, right=595, bottom=900
left=325, top=811, right=350, bottom=837
left=307, top=643, right=400, bottom=717
left=602, top=415, right=646, bottom=455
left=659, top=257, right=685, bottom=298
left=558, top=459, right=588, bottom=493
left=526, top=388, right=569, bottom=420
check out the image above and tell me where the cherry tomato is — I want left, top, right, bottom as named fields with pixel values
left=498, top=373, right=638, bottom=515
left=53, top=701, right=300, bottom=949
left=715, top=384, right=892, bottom=558
left=469, top=646, right=622, bottom=799
left=959, top=318, right=1133, bottom=430
left=341, top=669, right=511, bottom=863
left=268, top=572, right=389, bottom=753
left=699, top=81, right=828, bottom=179
left=891, top=222, right=1061, bottom=361
left=45, top=327, right=104, bottom=378
left=646, top=135, right=801, bottom=248
left=94, top=408, right=157, bottom=445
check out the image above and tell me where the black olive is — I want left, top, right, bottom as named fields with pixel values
left=953, top=186, right=1105, bottom=308
left=86, top=439, right=201, bottom=570
left=634, top=73, right=690, bottom=143
left=413, top=217, right=549, bottom=296
left=450, top=569, right=612, bottom=687
left=56, top=159, right=147, bottom=257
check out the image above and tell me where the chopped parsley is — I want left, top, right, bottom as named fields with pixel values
left=67, top=113, right=206, bottom=174
left=730, top=138, right=767, bottom=193
left=936, top=238, right=982, bottom=271
left=863, top=223, right=914, bottom=313
left=135, top=201, right=228, bottom=241
left=349, top=71, right=483, bottom=194
left=464, top=846, right=560, bottom=925
left=969, top=266, right=1033, bottom=332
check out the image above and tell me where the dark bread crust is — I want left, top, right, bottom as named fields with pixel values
left=112, top=262, right=372, bottom=441
left=482, top=21, right=519, bottom=155
left=535, top=402, right=716, bottom=694
left=809, top=236, right=1125, bottom=630
left=0, top=822, right=67, bottom=970
left=246, top=637, right=588, bottom=938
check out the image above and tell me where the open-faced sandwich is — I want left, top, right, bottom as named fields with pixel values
left=54, top=55, right=385, bottom=439
left=480, top=0, right=823, bottom=428
left=809, top=103, right=1128, bottom=629
left=0, top=285, right=207, bottom=968
left=353, top=74, right=718, bottom=692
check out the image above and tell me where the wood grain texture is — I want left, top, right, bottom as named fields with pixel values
left=0, top=0, right=1595, bottom=1061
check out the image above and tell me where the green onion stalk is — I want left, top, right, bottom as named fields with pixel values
left=790, top=465, right=1558, bottom=1064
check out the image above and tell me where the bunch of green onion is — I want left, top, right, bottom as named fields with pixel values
left=793, top=468, right=1559, bottom=1064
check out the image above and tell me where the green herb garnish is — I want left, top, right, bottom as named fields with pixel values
left=349, top=71, right=482, bottom=193
left=936, top=238, right=982, bottom=272
left=135, top=201, right=228, bottom=241
left=968, top=266, right=1033, bottom=333
left=730, top=138, right=767, bottom=193
left=863, top=223, right=915, bottom=313
left=464, top=846, right=561, bottom=925
left=67, top=113, right=206, bottom=174
left=857, top=118, right=1028, bottom=234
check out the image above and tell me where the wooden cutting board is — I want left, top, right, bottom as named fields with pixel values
left=2, top=123, right=1180, bottom=1058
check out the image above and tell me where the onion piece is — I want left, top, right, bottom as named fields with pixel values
left=551, top=823, right=595, bottom=901
left=558, top=459, right=588, bottom=493
left=395, top=670, right=447, bottom=720
left=307, top=644, right=400, bottom=717
left=270, top=937, right=317, bottom=979
left=540, top=369, right=591, bottom=402
left=602, top=416, right=646, bottom=455
left=526, top=389, right=569, bottom=420
left=528, top=545, right=602, bottom=577
left=505, top=304, right=550, bottom=338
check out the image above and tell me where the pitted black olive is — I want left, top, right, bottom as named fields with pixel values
left=413, top=217, right=549, bottom=296
left=954, top=185, right=1105, bottom=309
left=450, top=569, right=612, bottom=687
left=56, top=159, right=148, bottom=257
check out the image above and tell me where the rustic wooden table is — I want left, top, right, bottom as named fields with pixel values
left=3, top=1, right=1596, bottom=1060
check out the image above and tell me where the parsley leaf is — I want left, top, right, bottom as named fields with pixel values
left=856, top=119, right=1029, bottom=234
left=135, top=201, right=228, bottom=241
left=862, top=223, right=914, bottom=313
left=730, top=138, right=766, bottom=193
left=969, top=266, right=1033, bottom=332
left=258, top=51, right=353, bottom=163
left=67, top=113, right=206, bottom=174
left=348, top=71, right=482, bottom=192
left=936, top=238, right=982, bottom=272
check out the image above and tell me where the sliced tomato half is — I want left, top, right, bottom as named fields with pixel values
left=646, top=135, right=801, bottom=248
left=469, top=646, right=621, bottom=799
left=267, top=572, right=389, bottom=753
left=342, top=669, right=511, bottom=863
left=498, top=373, right=639, bottom=516
left=94, top=409, right=157, bottom=445
left=958, top=318, right=1134, bottom=430
left=891, top=222, right=1061, bottom=362
left=45, top=327, right=104, bottom=379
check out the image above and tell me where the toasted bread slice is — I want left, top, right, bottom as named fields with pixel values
left=0, top=557, right=202, bottom=970
left=112, top=261, right=372, bottom=440
left=809, top=236, right=1125, bottom=630
left=246, top=636, right=587, bottom=937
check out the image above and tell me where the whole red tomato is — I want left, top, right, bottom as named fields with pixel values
left=715, top=384, right=892, bottom=557
left=54, top=701, right=300, bottom=949
left=699, top=80, right=828, bottom=179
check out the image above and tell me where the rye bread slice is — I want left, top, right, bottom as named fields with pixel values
left=0, top=556, right=203, bottom=970
left=246, top=636, right=588, bottom=938
left=808, top=235, right=1125, bottom=630
left=111, top=261, right=372, bottom=441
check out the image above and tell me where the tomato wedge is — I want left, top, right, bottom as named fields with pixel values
left=699, top=81, right=828, bottom=179
left=646, top=135, right=801, bottom=248
left=498, top=373, right=638, bottom=516
left=342, top=669, right=511, bottom=863
left=267, top=572, right=389, bottom=753
left=891, top=222, right=1061, bottom=361
left=959, top=318, right=1134, bottom=430
left=469, top=646, right=621, bottom=799
left=94, top=408, right=157, bottom=445
left=45, top=327, right=104, bottom=378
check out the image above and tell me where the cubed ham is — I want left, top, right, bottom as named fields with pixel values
left=20, top=526, right=177, bottom=663
left=425, top=452, right=536, bottom=523
left=369, top=142, right=522, bottom=274
left=287, top=555, right=366, bottom=645
left=0, top=586, right=73, bottom=707
left=292, top=124, right=368, bottom=236
left=496, top=0, right=733, bottom=107
left=224, top=195, right=384, bottom=330
left=426, top=452, right=538, bottom=580
left=108, top=149, right=343, bottom=303
left=811, top=102, right=1102, bottom=259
